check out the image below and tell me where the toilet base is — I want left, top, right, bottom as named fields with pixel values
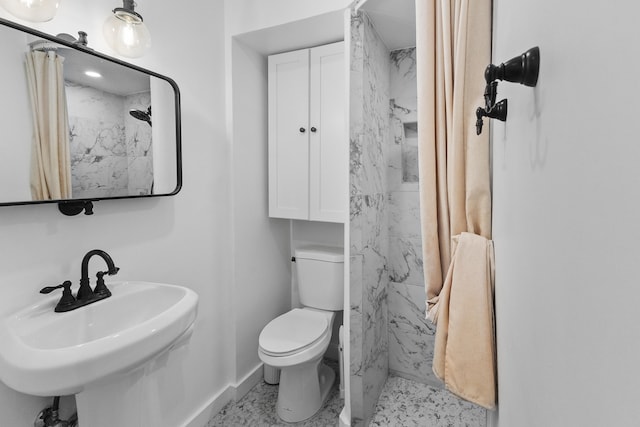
left=276, top=359, right=335, bottom=423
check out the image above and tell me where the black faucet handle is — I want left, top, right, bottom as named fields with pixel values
left=40, top=281, right=76, bottom=312
left=40, top=280, right=73, bottom=294
left=40, top=285, right=60, bottom=294
left=94, top=271, right=112, bottom=298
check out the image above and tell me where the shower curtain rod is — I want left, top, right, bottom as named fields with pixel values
left=29, top=40, right=61, bottom=52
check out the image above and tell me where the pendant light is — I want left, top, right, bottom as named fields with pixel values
left=103, top=0, right=150, bottom=58
left=0, top=0, right=60, bottom=22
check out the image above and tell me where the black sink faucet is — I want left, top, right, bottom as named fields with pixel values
left=77, top=249, right=120, bottom=301
left=41, top=249, right=120, bottom=312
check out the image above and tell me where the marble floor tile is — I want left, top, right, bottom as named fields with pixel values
left=206, top=368, right=485, bottom=427
left=370, top=375, right=486, bottom=427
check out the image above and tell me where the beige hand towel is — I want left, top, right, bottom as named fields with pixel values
left=432, top=232, right=496, bottom=409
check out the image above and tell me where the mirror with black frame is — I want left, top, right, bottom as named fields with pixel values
left=0, top=18, right=181, bottom=214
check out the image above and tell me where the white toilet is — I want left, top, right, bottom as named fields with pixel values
left=258, top=245, right=344, bottom=422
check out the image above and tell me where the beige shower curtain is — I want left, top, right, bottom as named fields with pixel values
left=26, top=50, right=72, bottom=200
left=416, top=0, right=496, bottom=409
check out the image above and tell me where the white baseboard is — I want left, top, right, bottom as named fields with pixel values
left=181, top=386, right=234, bottom=427
left=234, top=363, right=264, bottom=400
left=181, top=364, right=264, bottom=427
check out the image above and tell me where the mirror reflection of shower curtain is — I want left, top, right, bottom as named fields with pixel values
left=25, top=50, right=72, bottom=200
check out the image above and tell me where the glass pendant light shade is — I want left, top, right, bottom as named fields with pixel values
left=0, top=0, right=60, bottom=22
left=103, top=0, right=150, bottom=58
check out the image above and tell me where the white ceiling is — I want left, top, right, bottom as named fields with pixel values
left=236, top=10, right=345, bottom=56
left=235, top=0, right=416, bottom=55
left=62, top=47, right=151, bottom=96
left=360, top=0, right=416, bottom=50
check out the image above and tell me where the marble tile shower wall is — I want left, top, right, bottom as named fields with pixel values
left=124, top=92, right=154, bottom=195
left=349, top=12, right=390, bottom=426
left=387, top=47, right=439, bottom=386
left=66, top=83, right=153, bottom=198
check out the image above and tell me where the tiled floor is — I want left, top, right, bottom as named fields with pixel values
left=369, top=376, right=486, bottom=427
left=207, top=367, right=485, bottom=427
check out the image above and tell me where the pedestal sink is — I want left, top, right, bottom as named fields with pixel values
left=0, top=281, right=198, bottom=427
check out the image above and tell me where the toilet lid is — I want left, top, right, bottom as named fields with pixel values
left=259, top=309, right=329, bottom=356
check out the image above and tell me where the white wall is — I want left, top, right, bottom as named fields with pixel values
left=228, top=35, right=292, bottom=384
left=0, top=1, right=232, bottom=426
left=226, top=0, right=351, bottom=37
left=491, top=1, right=640, bottom=426
left=0, top=27, right=32, bottom=201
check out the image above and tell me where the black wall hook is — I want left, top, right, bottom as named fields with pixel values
left=476, top=47, right=540, bottom=135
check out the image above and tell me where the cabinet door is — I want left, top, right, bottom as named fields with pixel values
left=309, top=42, right=346, bottom=223
left=268, top=49, right=310, bottom=220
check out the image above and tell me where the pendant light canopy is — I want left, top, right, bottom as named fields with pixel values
left=103, top=0, right=150, bottom=58
left=0, top=0, right=60, bottom=22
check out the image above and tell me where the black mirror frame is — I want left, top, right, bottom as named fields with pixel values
left=0, top=17, right=182, bottom=214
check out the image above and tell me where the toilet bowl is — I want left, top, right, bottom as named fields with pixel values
left=258, top=308, right=336, bottom=422
left=258, top=245, right=344, bottom=423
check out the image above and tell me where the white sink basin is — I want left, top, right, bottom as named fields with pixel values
left=0, top=281, right=198, bottom=396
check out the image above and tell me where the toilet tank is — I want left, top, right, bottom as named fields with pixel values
left=295, top=245, right=344, bottom=311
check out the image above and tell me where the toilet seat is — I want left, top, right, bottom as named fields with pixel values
left=259, top=308, right=330, bottom=357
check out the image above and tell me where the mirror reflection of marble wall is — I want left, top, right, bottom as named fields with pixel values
left=66, top=83, right=153, bottom=198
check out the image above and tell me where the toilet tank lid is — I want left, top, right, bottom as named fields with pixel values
left=295, top=245, right=344, bottom=263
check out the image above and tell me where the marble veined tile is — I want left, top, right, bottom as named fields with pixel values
left=388, top=282, right=437, bottom=384
left=362, top=243, right=387, bottom=298
left=350, top=255, right=363, bottom=377
left=65, top=82, right=125, bottom=122
left=350, top=135, right=364, bottom=198
left=388, top=191, right=422, bottom=240
left=390, top=48, right=417, bottom=103
left=350, top=77, right=364, bottom=138
left=362, top=289, right=388, bottom=422
left=360, top=134, right=386, bottom=195
left=72, top=155, right=129, bottom=198
left=362, top=288, right=388, bottom=367
left=389, top=237, right=424, bottom=287
left=370, top=375, right=486, bottom=427
left=69, top=116, right=127, bottom=158
left=127, top=156, right=153, bottom=195
left=125, top=124, right=153, bottom=157
left=350, top=14, right=364, bottom=74
left=350, top=374, right=364, bottom=425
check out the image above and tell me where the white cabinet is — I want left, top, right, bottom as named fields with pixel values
left=268, top=42, right=346, bottom=223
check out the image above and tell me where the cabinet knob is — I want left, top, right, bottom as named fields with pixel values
left=299, top=127, right=306, bottom=133
left=310, top=127, right=317, bottom=133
